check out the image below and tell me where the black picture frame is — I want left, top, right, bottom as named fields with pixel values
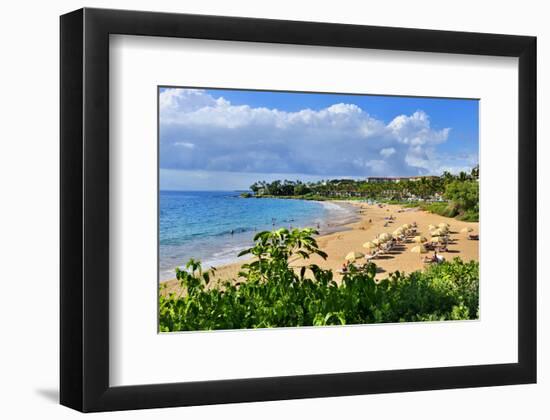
left=60, top=7, right=537, bottom=412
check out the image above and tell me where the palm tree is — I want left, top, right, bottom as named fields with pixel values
left=471, top=165, right=479, bottom=179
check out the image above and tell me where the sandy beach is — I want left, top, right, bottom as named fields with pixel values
left=160, top=201, right=479, bottom=295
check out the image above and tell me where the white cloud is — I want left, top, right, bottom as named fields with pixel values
left=380, top=147, right=396, bottom=158
left=387, top=111, right=451, bottom=146
left=174, top=142, right=195, bottom=149
left=159, top=88, right=467, bottom=177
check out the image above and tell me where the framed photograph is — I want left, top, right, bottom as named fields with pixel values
left=60, top=8, right=536, bottom=412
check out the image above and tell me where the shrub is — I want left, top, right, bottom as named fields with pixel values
left=159, top=228, right=479, bottom=332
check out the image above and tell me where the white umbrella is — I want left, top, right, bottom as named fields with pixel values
left=379, top=232, right=392, bottom=242
left=363, top=241, right=378, bottom=250
left=345, top=251, right=365, bottom=262
left=411, top=245, right=428, bottom=254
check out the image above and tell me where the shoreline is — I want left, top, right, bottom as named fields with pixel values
left=159, top=197, right=358, bottom=281
left=160, top=201, right=479, bottom=295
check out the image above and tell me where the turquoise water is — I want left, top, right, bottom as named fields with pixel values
left=159, top=191, right=357, bottom=280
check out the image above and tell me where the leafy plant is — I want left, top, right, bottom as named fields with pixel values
left=159, top=228, right=479, bottom=332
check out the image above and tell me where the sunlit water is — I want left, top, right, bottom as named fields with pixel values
left=159, top=191, right=357, bottom=281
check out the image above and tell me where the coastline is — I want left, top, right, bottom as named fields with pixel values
left=159, top=196, right=358, bottom=281
left=160, top=201, right=479, bottom=295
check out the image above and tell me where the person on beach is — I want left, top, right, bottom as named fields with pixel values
left=341, top=261, right=349, bottom=273
left=424, top=251, right=445, bottom=264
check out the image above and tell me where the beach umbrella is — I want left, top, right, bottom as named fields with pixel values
left=428, top=224, right=436, bottom=230
left=379, top=232, right=392, bottom=242
left=403, top=223, right=411, bottom=229
left=345, top=251, right=364, bottom=262
left=438, top=222, right=450, bottom=229
left=393, top=228, right=403, bottom=236
left=431, top=229, right=444, bottom=236
left=411, top=245, right=428, bottom=254
left=372, top=238, right=381, bottom=246
left=413, top=235, right=427, bottom=243
left=461, top=227, right=474, bottom=233
left=363, top=241, right=378, bottom=250
left=432, top=236, right=445, bottom=243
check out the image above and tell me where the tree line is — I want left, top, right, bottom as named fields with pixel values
left=248, top=166, right=479, bottom=202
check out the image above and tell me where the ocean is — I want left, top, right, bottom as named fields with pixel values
left=159, top=191, right=358, bottom=281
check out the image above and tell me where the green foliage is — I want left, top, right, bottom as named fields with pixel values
left=443, top=180, right=479, bottom=221
left=245, top=169, right=479, bottom=223
left=444, top=181, right=479, bottom=211
left=159, top=228, right=479, bottom=332
left=457, top=209, right=479, bottom=222
left=421, top=202, right=459, bottom=218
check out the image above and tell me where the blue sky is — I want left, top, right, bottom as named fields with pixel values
left=159, top=87, right=478, bottom=191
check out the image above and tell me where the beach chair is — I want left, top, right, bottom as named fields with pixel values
left=468, top=234, right=479, bottom=240
left=382, top=243, right=393, bottom=253
left=365, top=251, right=379, bottom=261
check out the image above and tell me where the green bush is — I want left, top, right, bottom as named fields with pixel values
left=159, top=228, right=479, bottom=332
left=457, top=209, right=479, bottom=222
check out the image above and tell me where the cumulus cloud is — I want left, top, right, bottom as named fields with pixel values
left=379, top=147, right=396, bottom=158
left=159, top=88, right=466, bottom=177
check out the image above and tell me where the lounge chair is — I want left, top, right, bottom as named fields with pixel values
left=468, top=234, right=479, bottom=240
left=365, top=251, right=380, bottom=261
